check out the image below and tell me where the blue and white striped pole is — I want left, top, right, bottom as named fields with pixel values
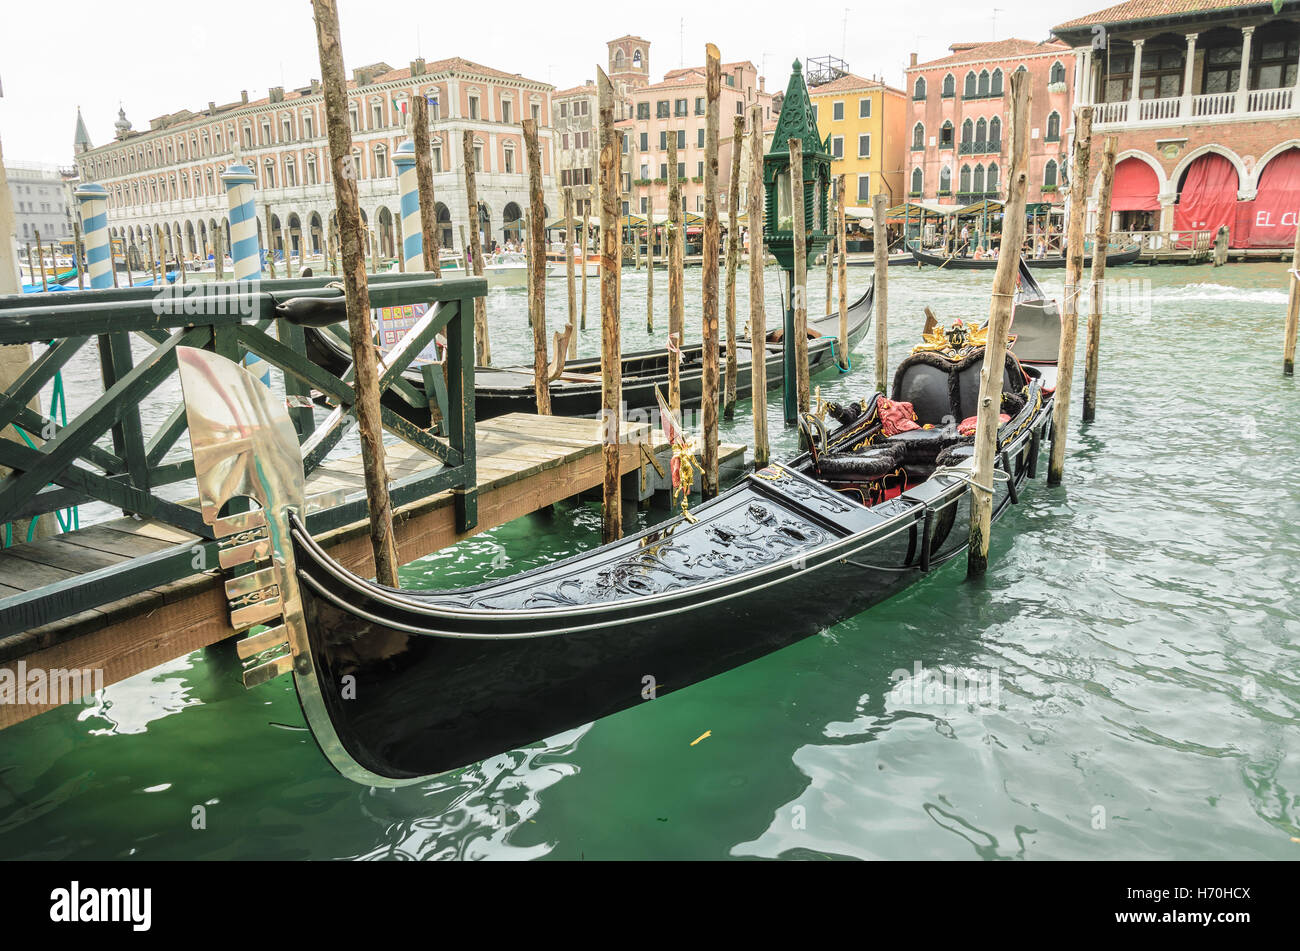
left=74, top=183, right=112, bottom=289
left=221, top=162, right=268, bottom=383
left=393, top=139, right=423, bottom=271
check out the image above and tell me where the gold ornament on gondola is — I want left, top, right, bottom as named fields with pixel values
left=911, top=318, right=999, bottom=358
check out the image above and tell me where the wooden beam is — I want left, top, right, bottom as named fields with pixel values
left=597, top=68, right=622, bottom=544
left=837, top=173, right=848, bottom=369
left=872, top=190, right=888, bottom=390
left=410, top=94, right=442, bottom=278
left=565, top=187, right=578, bottom=359
left=701, top=44, right=721, bottom=498
left=462, top=130, right=491, bottom=366
left=1048, top=105, right=1093, bottom=486
left=1084, top=134, right=1117, bottom=422
left=1286, top=225, right=1300, bottom=376
left=522, top=117, right=551, bottom=414
left=311, top=0, right=400, bottom=587
left=667, top=134, right=684, bottom=420
left=968, top=69, right=1032, bottom=578
left=748, top=103, right=769, bottom=469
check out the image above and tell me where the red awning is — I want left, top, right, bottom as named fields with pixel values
left=1111, top=158, right=1160, bottom=212
left=1173, top=152, right=1239, bottom=235
left=1245, top=148, right=1300, bottom=248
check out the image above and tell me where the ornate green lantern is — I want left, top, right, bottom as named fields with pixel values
left=763, top=59, right=833, bottom=424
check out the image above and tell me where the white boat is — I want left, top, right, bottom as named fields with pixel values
left=436, top=249, right=546, bottom=288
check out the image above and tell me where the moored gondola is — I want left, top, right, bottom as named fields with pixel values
left=176, top=272, right=1061, bottom=786
left=297, top=284, right=873, bottom=421
left=910, top=242, right=1141, bottom=269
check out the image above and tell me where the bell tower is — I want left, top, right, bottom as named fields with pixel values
left=606, top=35, right=650, bottom=89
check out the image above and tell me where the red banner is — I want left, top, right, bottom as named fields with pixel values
left=1245, top=148, right=1300, bottom=248
left=1111, top=158, right=1160, bottom=212
left=1173, top=153, right=1239, bottom=237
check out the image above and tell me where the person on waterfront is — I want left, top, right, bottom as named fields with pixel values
left=960, top=223, right=970, bottom=256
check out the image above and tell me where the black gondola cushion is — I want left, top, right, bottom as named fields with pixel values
left=815, top=444, right=903, bottom=481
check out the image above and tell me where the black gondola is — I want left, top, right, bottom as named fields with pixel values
left=909, top=242, right=1141, bottom=269
left=176, top=264, right=1061, bottom=786
left=297, top=285, right=874, bottom=421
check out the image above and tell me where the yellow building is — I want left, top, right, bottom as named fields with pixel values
left=808, top=74, right=907, bottom=211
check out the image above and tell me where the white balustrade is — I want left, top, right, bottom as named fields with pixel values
left=1247, top=87, right=1293, bottom=113
left=1138, top=97, right=1181, bottom=122
left=1192, top=93, right=1235, bottom=117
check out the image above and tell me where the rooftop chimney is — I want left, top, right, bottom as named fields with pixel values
left=269, top=86, right=285, bottom=103
left=411, top=57, right=426, bottom=76
left=241, top=90, right=249, bottom=104
left=909, top=52, right=917, bottom=67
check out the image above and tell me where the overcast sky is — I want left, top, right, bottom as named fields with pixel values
left=1, top=0, right=1102, bottom=165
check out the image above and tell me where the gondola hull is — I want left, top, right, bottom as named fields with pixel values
left=910, top=244, right=1141, bottom=269
left=291, top=398, right=1047, bottom=782
left=304, top=286, right=873, bottom=421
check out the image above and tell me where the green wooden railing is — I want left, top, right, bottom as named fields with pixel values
left=0, top=272, right=485, bottom=637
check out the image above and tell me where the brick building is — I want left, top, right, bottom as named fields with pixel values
left=1053, top=0, right=1300, bottom=247
left=73, top=56, right=558, bottom=261
left=904, top=39, right=1076, bottom=208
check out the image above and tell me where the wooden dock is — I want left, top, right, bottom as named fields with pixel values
left=0, top=413, right=745, bottom=729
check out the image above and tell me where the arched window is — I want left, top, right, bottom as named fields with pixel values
left=912, top=122, right=925, bottom=150
left=942, top=73, right=955, bottom=97
left=991, top=69, right=1004, bottom=95
left=987, top=163, right=999, bottom=192
left=964, top=71, right=977, bottom=97
left=939, top=165, right=952, bottom=193
left=989, top=116, right=1002, bottom=148
left=1046, top=111, right=1061, bottom=141
left=913, top=76, right=927, bottom=99
left=978, top=70, right=990, bottom=97
left=975, top=117, right=987, bottom=150
left=939, top=120, right=954, bottom=148
left=633, top=49, right=643, bottom=68
left=961, top=119, right=973, bottom=149
left=959, top=164, right=971, bottom=193
left=1044, top=159, right=1058, bottom=188
left=1050, top=61, right=1066, bottom=85
left=973, top=164, right=985, bottom=193
left=911, top=166, right=923, bottom=194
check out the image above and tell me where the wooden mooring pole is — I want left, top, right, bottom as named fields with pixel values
left=311, top=0, right=400, bottom=587
left=597, top=67, right=622, bottom=544
left=724, top=113, right=743, bottom=420
left=837, top=174, right=848, bottom=367
left=1084, top=134, right=1117, bottom=422
left=1048, top=105, right=1093, bottom=486
left=748, top=103, right=770, bottom=469
left=523, top=117, right=551, bottom=413
left=701, top=44, right=721, bottom=498
left=462, top=130, right=491, bottom=366
left=264, top=204, right=277, bottom=279
left=1285, top=224, right=1300, bottom=376
left=968, top=69, right=1032, bottom=579
left=34, top=231, right=48, bottom=292
left=73, top=220, right=85, bottom=289
left=825, top=179, right=835, bottom=315
left=788, top=137, right=810, bottom=417
left=667, top=134, right=684, bottom=419
left=872, top=190, right=888, bottom=390
left=410, top=94, right=441, bottom=278
left=646, top=204, right=655, bottom=334
left=564, top=187, right=578, bottom=359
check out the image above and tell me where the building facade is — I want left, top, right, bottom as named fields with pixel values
left=905, top=39, right=1076, bottom=208
left=1054, top=0, right=1300, bottom=247
left=809, top=73, right=907, bottom=208
left=6, top=163, right=75, bottom=247
left=73, top=56, right=558, bottom=262
left=617, top=58, right=775, bottom=223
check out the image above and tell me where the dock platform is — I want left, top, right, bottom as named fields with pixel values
left=0, top=413, right=745, bottom=729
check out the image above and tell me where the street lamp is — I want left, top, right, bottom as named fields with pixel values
left=763, top=60, right=832, bottom=425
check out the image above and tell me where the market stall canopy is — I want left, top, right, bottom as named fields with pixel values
left=956, top=198, right=1003, bottom=217
left=546, top=215, right=599, bottom=230
left=844, top=206, right=874, bottom=224
left=885, top=200, right=959, bottom=217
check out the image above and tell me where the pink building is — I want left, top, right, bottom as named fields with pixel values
left=617, top=59, right=774, bottom=221
left=904, top=39, right=1076, bottom=208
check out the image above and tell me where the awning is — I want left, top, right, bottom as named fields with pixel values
left=844, top=206, right=873, bottom=223
left=956, top=198, right=1003, bottom=216
left=1112, top=159, right=1160, bottom=213
left=885, top=200, right=958, bottom=216
left=546, top=215, right=598, bottom=230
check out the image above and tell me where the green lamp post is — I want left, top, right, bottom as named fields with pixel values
left=763, top=59, right=833, bottom=425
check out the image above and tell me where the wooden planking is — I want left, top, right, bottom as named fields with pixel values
left=0, top=413, right=739, bottom=729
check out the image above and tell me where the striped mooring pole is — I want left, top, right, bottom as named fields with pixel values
left=221, top=161, right=268, bottom=383
left=73, top=183, right=112, bottom=289
left=393, top=139, right=423, bottom=271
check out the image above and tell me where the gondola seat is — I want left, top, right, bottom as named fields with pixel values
left=813, top=443, right=904, bottom=481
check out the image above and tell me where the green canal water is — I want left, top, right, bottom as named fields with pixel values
left=1, top=261, right=1297, bottom=860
